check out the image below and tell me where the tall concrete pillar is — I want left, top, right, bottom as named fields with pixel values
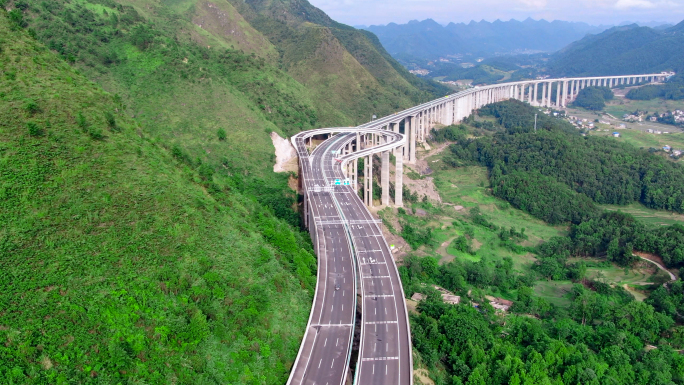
left=542, top=83, right=547, bottom=107
left=562, top=81, right=568, bottom=108
left=382, top=142, right=390, bottom=207
left=354, top=132, right=360, bottom=192
left=395, top=146, right=403, bottom=207
left=409, top=115, right=417, bottom=164
left=556, top=82, right=561, bottom=108
left=528, top=84, right=533, bottom=104
left=533, top=83, right=538, bottom=105
left=303, top=191, right=308, bottom=229
left=365, top=154, right=373, bottom=207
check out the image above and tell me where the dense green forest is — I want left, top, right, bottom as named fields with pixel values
left=451, top=100, right=684, bottom=214
left=627, top=75, right=684, bottom=101
left=430, top=64, right=506, bottom=86
left=547, top=23, right=684, bottom=76
left=404, top=100, right=684, bottom=384
left=572, top=86, right=614, bottom=110
left=445, top=100, right=684, bottom=269
left=407, top=276, right=684, bottom=384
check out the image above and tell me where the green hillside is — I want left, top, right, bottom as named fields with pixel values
left=0, top=9, right=316, bottom=383
left=14, top=0, right=446, bottom=175
left=547, top=23, right=684, bottom=76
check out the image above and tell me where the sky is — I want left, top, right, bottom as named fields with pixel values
left=307, top=0, right=684, bottom=27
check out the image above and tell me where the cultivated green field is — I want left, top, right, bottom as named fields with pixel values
left=601, top=202, right=684, bottom=226
left=605, top=97, right=684, bottom=119
left=589, top=128, right=684, bottom=153
left=533, top=281, right=574, bottom=307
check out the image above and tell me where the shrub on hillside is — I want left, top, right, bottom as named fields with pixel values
left=27, top=122, right=43, bottom=137
left=573, top=86, right=613, bottom=111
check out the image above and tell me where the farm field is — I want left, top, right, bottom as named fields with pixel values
left=589, top=127, right=684, bottom=153
left=601, top=202, right=684, bottom=226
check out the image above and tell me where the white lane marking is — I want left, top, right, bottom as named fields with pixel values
left=385, top=307, right=387, bottom=315
left=318, top=359, right=322, bottom=368
left=308, top=324, right=354, bottom=327
left=331, top=358, right=335, bottom=368
left=386, top=365, right=388, bottom=375
left=374, top=343, right=376, bottom=352
left=324, top=338, right=327, bottom=347
left=336, top=338, right=339, bottom=346
left=361, top=356, right=399, bottom=361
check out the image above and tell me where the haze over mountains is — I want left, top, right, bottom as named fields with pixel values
left=362, top=18, right=674, bottom=64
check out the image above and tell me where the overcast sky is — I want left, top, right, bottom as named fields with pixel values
left=308, top=0, right=684, bottom=27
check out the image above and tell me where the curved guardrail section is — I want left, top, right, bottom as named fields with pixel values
left=288, top=73, right=669, bottom=385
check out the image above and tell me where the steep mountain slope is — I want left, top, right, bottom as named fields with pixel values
left=224, top=0, right=449, bottom=121
left=20, top=0, right=319, bottom=178
left=17, top=0, right=446, bottom=180
left=0, top=9, right=315, bottom=383
left=364, top=18, right=606, bottom=61
left=547, top=23, right=684, bottom=76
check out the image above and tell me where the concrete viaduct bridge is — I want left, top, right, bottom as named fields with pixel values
left=287, top=73, right=667, bottom=385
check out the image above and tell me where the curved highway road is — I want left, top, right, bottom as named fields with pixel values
left=287, top=73, right=668, bottom=385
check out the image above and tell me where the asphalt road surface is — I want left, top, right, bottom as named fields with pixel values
left=288, top=134, right=357, bottom=385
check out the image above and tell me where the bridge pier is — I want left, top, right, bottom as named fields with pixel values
left=382, top=147, right=390, bottom=207
left=409, top=115, right=417, bottom=164
left=365, top=154, right=373, bottom=207
left=395, top=146, right=403, bottom=207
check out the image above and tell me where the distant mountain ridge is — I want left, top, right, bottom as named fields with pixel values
left=547, top=21, right=684, bottom=76
left=363, top=18, right=608, bottom=61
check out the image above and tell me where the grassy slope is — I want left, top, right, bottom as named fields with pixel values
left=225, top=0, right=449, bottom=125
left=22, top=0, right=320, bottom=178
left=0, top=12, right=315, bottom=383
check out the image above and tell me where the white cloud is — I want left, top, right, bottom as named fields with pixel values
left=518, top=0, right=549, bottom=8
left=615, top=0, right=657, bottom=9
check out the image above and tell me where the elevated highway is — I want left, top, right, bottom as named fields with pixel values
left=287, top=73, right=666, bottom=385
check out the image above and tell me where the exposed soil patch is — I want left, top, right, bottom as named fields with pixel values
left=414, top=368, right=435, bottom=385
left=271, top=132, right=299, bottom=173
left=402, top=165, right=442, bottom=203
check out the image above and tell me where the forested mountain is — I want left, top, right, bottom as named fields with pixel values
left=363, top=18, right=606, bottom=61
left=0, top=0, right=448, bottom=382
left=0, top=10, right=318, bottom=383
left=412, top=101, right=684, bottom=383
left=547, top=22, right=684, bottom=76
left=14, top=0, right=446, bottom=177
left=449, top=100, right=684, bottom=267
